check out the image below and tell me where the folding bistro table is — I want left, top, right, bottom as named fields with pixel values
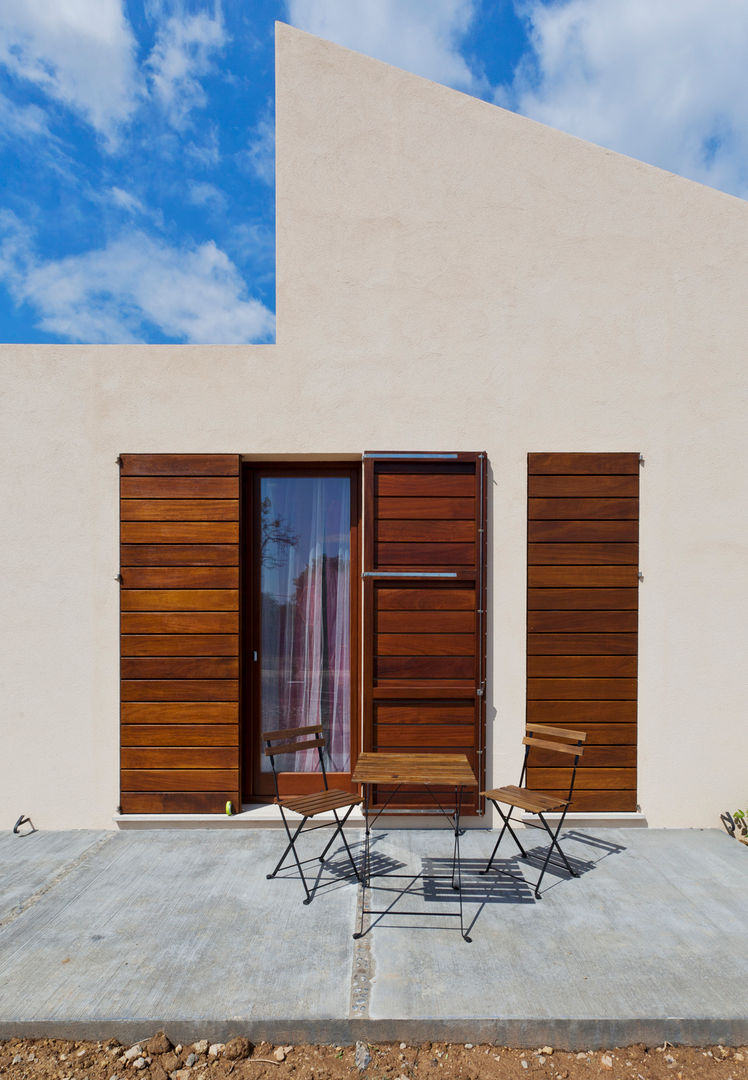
left=351, top=751, right=478, bottom=942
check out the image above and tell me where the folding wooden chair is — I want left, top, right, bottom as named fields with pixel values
left=264, top=724, right=362, bottom=904
left=481, top=723, right=586, bottom=898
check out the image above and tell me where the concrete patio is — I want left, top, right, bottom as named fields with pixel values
left=0, top=826, right=746, bottom=1049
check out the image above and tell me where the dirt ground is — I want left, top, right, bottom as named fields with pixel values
left=1, top=1037, right=747, bottom=1080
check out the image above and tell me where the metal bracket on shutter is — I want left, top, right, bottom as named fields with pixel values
left=362, top=571, right=458, bottom=578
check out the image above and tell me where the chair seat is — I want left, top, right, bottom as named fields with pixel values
left=277, top=789, right=362, bottom=818
left=482, top=785, right=568, bottom=814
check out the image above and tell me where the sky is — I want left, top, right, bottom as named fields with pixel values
left=1, top=0, right=747, bottom=345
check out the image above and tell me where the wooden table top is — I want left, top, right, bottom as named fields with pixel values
left=351, top=752, right=478, bottom=787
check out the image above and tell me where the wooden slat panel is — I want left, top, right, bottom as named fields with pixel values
left=121, top=567, right=239, bottom=589
left=121, top=544, right=238, bottom=565
left=528, top=633, right=637, bottom=654
left=529, top=745, right=635, bottom=767
left=567, top=723, right=637, bottom=745
left=377, top=520, right=474, bottom=542
left=528, top=611, right=637, bottom=632
left=528, top=566, right=638, bottom=587
left=376, top=633, right=475, bottom=656
left=375, top=725, right=474, bottom=748
left=376, top=656, right=474, bottom=680
left=121, top=612, right=238, bottom=633
left=375, top=703, right=475, bottom=724
left=529, top=498, right=638, bottom=520
left=528, top=476, right=639, bottom=497
left=121, top=589, right=239, bottom=611
left=528, top=521, right=638, bottom=542
left=526, top=701, right=636, bottom=723
left=121, top=792, right=233, bottom=813
left=527, top=656, right=637, bottom=677
left=121, top=477, right=238, bottom=499
left=377, top=610, right=475, bottom=633
left=121, top=769, right=238, bottom=791
left=121, top=657, right=238, bottom=679
left=122, top=634, right=238, bottom=656
left=377, top=497, right=475, bottom=519
left=528, top=678, right=637, bottom=700
left=120, top=454, right=238, bottom=476
left=526, top=767, right=635, bottom=789
left=121, top=680, right=238, bottom=701
left=528, top=543, right=638, bottom=565
left=377, top=587, right=475, bottom=610
left=376, top=542, right=475, bottom=566
left=122, top=725, right=237, bottom=746
left=377, top=474, right=474, bottom=497
left=122, top=702, right=238, bottom=723
left=121, top=747, right=238, bottom=769
left=528, top=588, right=638, bottom=610
left=121, top=522, right=239, bottom=544
left=556, top=789, right=637, bottom=812
left=528, top=453, right=639, bottom=474
left=528, top=612, right=638, bottom=637
left=121, top=499, right=239, bottom=521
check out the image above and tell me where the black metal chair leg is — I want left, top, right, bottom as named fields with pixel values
left=481, top=800, right=527, bottom=874
left=268, top=809, right=314, bottom=904
left=533, top=810, right=575, bottom=898
left=325, top=804, right=362, bottom=882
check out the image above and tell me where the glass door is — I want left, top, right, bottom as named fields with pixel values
left=243, top=465, right=359, bottom=799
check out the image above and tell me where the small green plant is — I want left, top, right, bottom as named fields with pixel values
left=721, top=809, right=748, bottom=844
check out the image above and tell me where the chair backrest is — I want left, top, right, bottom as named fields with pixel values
left=263, top=724, right=329, bottom=799
left=520, top=723, right=586, bottom=802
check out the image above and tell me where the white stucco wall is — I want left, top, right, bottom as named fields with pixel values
left=1, top=24, right=746, bottom=828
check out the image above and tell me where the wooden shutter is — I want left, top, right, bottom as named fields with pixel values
left=527, top=453, right=639, bottom=811
left=119, top=454, right=241, bottom=814
left=362, top=452, right=487, bottom=813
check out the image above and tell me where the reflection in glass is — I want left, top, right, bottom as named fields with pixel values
left=259, top=476, right=350, bottom=772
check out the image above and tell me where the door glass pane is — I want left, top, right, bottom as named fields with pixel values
left=259, top=475, right=351, bottom=772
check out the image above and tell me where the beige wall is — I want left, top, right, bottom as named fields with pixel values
left=1, top=24, right=747, bottom=828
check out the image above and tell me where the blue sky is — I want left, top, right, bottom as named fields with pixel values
left=1, top=0, right=747, bottom=344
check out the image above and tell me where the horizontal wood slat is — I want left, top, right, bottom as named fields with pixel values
left=377, top=587, right=475, bottom=610
left=121, top=724, right=237, bottom=746
left=377, top=610, right=475, bottom=633
left=122, top=634, right=238, bottom=656
left=121, top=589, right=238, bottom=611
left=377, top=497, right=475, bottom=519
left=120, top=476, right=238, bottom=499
left=526, top=452, right=639, bottom=812
left=377, top=474, right=474, bottom=497
left=120, top=454, right=238, bottom=476
left=121, top=567, right=239, bottom=589
left=528, top=453, right=639, bottom=475
left=121, top=499, right=239, bottom=521
left=376, top=656, right=474, bottom=680
left=376, top=633, right=475, bottom=656
left=120, top=453, right=241, bottom=815
left=377, top=520, right=474, bottom=542
left=375, top=542, right=475, bottom=566
left=121, top=544, right=238, bottom=566
left=121, top=657, right=238, bottom=679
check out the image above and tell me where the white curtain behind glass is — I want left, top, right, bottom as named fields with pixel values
left=260, top=476, right=350, bottom=773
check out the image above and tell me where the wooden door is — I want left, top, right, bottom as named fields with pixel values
left=362, top=452, right=487, bottom=813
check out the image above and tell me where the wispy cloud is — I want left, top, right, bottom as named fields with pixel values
left=501, top=0, right=748, bottom=198
left=0, top=0, right=140, bottom=143
left=241, top=109, right=274, bottom=185
left=145, top=6, right=227, bottom=129
left=0, top=214, right=275, bottom=344
left=285, top=0, right=487, bottom=95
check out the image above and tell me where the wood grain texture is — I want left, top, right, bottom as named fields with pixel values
left=120, top=792, right=234, bottom=813
left=122, top=634, right=238, bottom=656
left=526, top=700, right=637, bottom=723
left=527, top=678, right=637, bottom=700
left=375, top=725, right=474, bottom=748
left=526, top=767, right=635, bottom=790
left=121, top=522, right=239, bottom=544
left=527, top=655, right=637, bottom=677
left=121, top=724, right=237, bottom=746
left=528, top=611, right=638, bottom=632
left=121, top=499, right=239, bottom=521
left=121, top=769, right=238, bottom=791
left=120, top=454, right=238, bottom=476
left=528, top=633, right=637, bottom=654
left=375, top=542, right=475, bottom=566
left=376, top=474, right=474, bottom=497
left=120, top=477, right=238, bottom=499
left=377, top=520, right=474, bottom=542
left=375, top=703, right=475, bottom=724
left=528, top=588, right=638, bottom=610
left=121, top=589, right=238, bottom=611
left=121, top=544, right=238, bottom=566
left=528, top=520, right=638, bottom=542
left=375, top=656, right=474, bottom=680
left=376, top=633, right=475, bottom=656
left=528, top=745, right=635, bottom=768
left=528, top=475, right=639, bottom=497
left=121, top=702, right=238, bottom=723
left=528, top=543, right=638, bottom=565
left=121, top=679, right=238, bottom=701
left=377, top=610, right=475, bottom=633
left=121, top=567, right=239, bottom=589
left=528, top=453, right=639, bottom=475
left=528, top=566, right=638, bottom=587
left=121, top=747, right=238, bottom=769
left=121, top=657, right=238, bottom=679
left=377, top=587, right=475, bottom=610
left=377, top=497, right=475, bottom=519
left=121, top=612, right=238, bottom=634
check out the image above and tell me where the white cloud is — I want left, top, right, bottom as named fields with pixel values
left=108, top=187, right=146, bottom=215
left=242, top=111, right=274, bottom=185
left=0, top=90, right=53, bottom=142
left=146, top=7, right=227, bottom=129
left=502, top=0, right=748, bottom=198
left=0, top=219, right=275, bottom=344
left=0, top=0, right=140, bottom=141
left=187, top=181, right=227, bottom=211
left=285, top=0, right=486, bottom=94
